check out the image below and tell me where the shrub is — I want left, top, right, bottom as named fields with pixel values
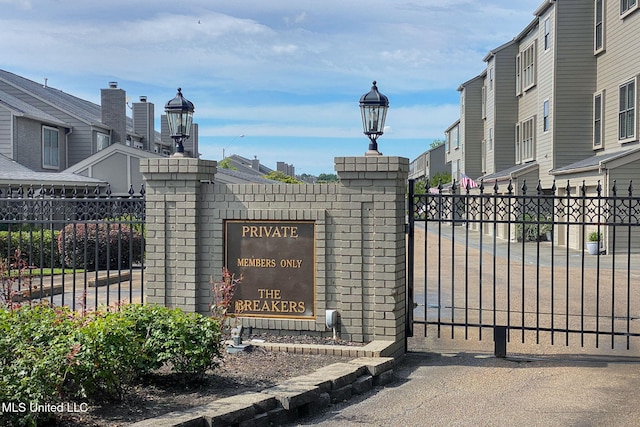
left=125, top=305, right=225, bottom=380
left=515, top=214, right=549, bottom=242
left=68, top=310, right=142, bottom=400
left=57, top=223, right=144, bottom=270
left=0, top=303, right=78, bottom=426
left=0, top=303, right=226, bottom=425
left=0, top=229, right=62, bottom=269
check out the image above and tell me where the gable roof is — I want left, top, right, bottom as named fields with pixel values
left=63, top=144, right=277, bottom=185
left=0, top=90, right=67, bottom=126
left=551, top=148, right=640, bottom=175
left=0, top=153, right=105, bottom=186
left=480, top=161, right=539, bottom=183
left=0, top=69, right=104, bottom=126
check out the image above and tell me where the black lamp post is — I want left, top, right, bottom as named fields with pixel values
left=359, top=81, right=389, bottom=156
left=165, top=88, right=195, bottom=156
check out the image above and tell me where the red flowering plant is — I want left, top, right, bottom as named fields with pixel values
left=210, top=267, right=242, bottom=335
left=0, top=249, right=33, bottom=311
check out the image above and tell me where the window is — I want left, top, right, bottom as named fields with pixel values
left=595, top=0, right=604, bottom=52
left=521, top=117, right=535, bottom=161
left=97, top=133, right=110, bottom=151
left=452, top=160, right=461, bottom=182
left=594, top=92, right=603, bottom=148
left=544, top=18, right=550, bottom=50
left=489, top=68, right=494, bottom=91
left=445, top=134, right=449, bottom=153
left=515, top=123, right=521, bottom=164
left=481, top=140, right=486, bottom=173
left=522, top=42, right=536, bottom=91
left=481, top=86, right=487, bottom=118
left=619, top=79, right=636, bottom=142
left=515, top=55, right=522, bottom=95
left=516, top=41, right=537, bottom=94
left=621, top=0, right=638, bottom=16
left=515, top=117, right=536, bottom=163
left=452, top=125, right=459, bottom=149
left=543, top=100, right=550, bottom=132
left=42, top=126, right=59, bottom=169
left=489, top=128, right=493, bottom=151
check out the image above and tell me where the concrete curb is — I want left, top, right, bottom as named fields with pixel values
left=129, top=341, right=398, bottom=427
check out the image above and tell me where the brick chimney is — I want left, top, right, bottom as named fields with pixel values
left=132, top=96, right=154, bottom=151
left=101, top=82, right=127, bottom=145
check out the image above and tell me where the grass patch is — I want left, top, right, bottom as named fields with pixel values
left=4, top=268, right=83, bottom=277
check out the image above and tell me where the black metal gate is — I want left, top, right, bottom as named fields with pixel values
left=407, top=179, right=640, bottom=356
left=0, top=184, right=145, bottom=311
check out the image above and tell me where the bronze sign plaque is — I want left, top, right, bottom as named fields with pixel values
left=225, top=220, right=315, bottom=319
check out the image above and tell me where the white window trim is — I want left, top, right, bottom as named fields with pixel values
left=481, top=86, right=487, bottom=119
left=618, top=77, right=637, bottom=144
left=544, top=18, right=551, bottom=51
left=595, top=0, right=606, bottom=54
left=42, top=126, right=59, bottom=170
left=96, top=132, right=110, bottom=152
left=515, top=116, right=536, bottom=164
left=515, top=122, right=521, bottom=165
left=481, top=139, right=486, bottom=174
left=522, top=41, right=537, bottom=92
left=521, top=116, right=536, bottom=163
left=517, top=41, right=537, bottom=95
left=593, top=90, right=604, bottom=149
left=452, top=126, right=460, bottom=150
left=620, top=0, right=638, bottom=18
left=543, top=99, right=550, bottom=133
left=515, top=54, right=522, bottom=96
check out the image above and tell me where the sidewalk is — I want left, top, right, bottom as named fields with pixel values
left=294, top=332, right=640, bottom=427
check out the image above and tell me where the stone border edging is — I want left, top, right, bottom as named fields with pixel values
left=129, top=340, right=398, bottom=427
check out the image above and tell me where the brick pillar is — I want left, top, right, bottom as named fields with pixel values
left=140, top=157, right=216, bottom=312
left=335, top=156, right=409, bottom=355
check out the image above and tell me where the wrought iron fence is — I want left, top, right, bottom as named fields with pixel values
left=0, top=184, right=145, bottom=311
left=408, top=179, right=640, bottom=353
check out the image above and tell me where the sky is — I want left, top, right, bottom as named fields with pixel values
left=1, top=0, right=543, bottom=176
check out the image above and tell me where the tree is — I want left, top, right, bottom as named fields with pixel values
left=317, top=173, right=338, bottom=183
left=429, top=139, right=445, bottom=149
left=264, top=171, right=301, bottom=184
left=413, top=179, right=428, bottom=194
left=428, top=172, right=452, bottom=189
left=218, top=158, right=237, bottom=170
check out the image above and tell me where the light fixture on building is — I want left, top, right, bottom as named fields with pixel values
left=165, top=88, right=195, bottom=156
left=359, top=81, right=389, bottom=156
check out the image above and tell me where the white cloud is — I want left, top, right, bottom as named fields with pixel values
left=1, top=0, right=543, bottom=174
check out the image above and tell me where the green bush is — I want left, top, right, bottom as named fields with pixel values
left=515, top=214, right=548, bottom=242
left=0, top=303, right=225, bottom=426
left=0, top=304, right=78, bottom=426
left=57, top=223, right=144, bottom=270
left=122, top=304, right=225, bottom=380
left=0, top=229, right=62, bottom=268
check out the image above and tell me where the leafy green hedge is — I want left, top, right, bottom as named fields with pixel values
left=0, top=304, right=224, bottom=426
left=57, top=223, right=144, bottom=270
left=0, top=230, right=62, bottom=268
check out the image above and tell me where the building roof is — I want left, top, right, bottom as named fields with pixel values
left=0, top=154, right=105, bottom=186
left=0, top=69, right=104, bottom=127
left=551, top=148, right=640, bottom=175
left=480, top=162, right=539, bottom=183
left=216, top=167, right=279, bottom=184
left=226, top=154, right=274, bottom=176
left=0, top=90, right=67, bottom=126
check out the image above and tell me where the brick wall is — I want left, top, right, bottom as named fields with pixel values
left=141, top=155, right=408, bottom=353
